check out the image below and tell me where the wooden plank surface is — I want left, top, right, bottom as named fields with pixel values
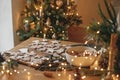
left=0, top=37, right=101, bottom=80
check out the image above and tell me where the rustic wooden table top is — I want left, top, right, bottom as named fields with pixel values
left=0, top=37, right=103, bottom=80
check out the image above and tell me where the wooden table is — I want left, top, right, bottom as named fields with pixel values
left=0, top=37, right=101, bottom=80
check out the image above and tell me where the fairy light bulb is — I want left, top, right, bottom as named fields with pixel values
left=100, top=68, right=104, bottom=71
left=62, top=57, right=65, bottom=60
left=67, top=6, right=71, bottom=9
left=71, top=59, right=74, bottom=62
left=49, top=64, right=52, bottom=67
left=81, top=76, right=86, bottom=79
left=27, top=72, right=30, bottom=75
left=63, top=13, right=65, bottom=15
left=64, top=63, right=67, bottom=66
left=76, top=13, right=79, bottom=16
left=61, top=63, right=64, bottom=66
left=6, top=70, right=10, bottom=73
left=51, top=4, right=54, bottom=8
left=85, top=57, right=88, bottom=59
left=74, top=55, right=77, bottom=58
left=90, top=57, right=92, bottom=60
left=31, top=62, right=34, bottom=65
left=116, top=75, right=119, bottom=78
left=94, top=67, right=98, bottom=70
left=1, top=71, right=4, bottom=74
left=96, top=31, right=100, bottom=34
left=7, top=59, right=11, bottom=62
left=17, top=71, right=20, bottom=74
left=74, top=73, right=77, bottom=77
left=94, top=54, right=97, bottom=57
left=87, top=26, right=90, bottom=30
left=97, top=22, right=100, bottom=24
left=78, top=67, right=81, bottom=70
left=14, top=70, right=17, bottom=72
left=71, top=50, right=74, bottom=53
left=84, top=41, right=88, bottom=44
left=25, top=20, right=29, bottom=23
left=94, top=46, right=97, bottom=49
left=58, top=73, right=61, bottom=76
left=36, top=64, right=39, bottom=66
left=24, top=69, right=27, bottom=72
left=62, top=68, right=64, bottom=70
left=66, top=13, right=69, bottom=15
left=56, top=7, right=59, bottom=9
left=10, top=72, right=13, bottom=75
left=79, top=63, right=82, bottom=66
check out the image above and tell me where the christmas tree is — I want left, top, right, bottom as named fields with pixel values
left=86, top=0, right=120, bottom=74
left=87, top=0, right=117, bottom=47
left=16, top=0, right=82, bottom=41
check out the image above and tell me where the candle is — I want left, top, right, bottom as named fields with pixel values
left=2, top=62, right=7, bottom=70
left=43, top=34, right=46, bottom=39
left=43, top=28, right=47, bottom=38
left=43, top=27, right=48, bottom=38
left=39, top=9, right=42, bottom=17
left=2, top=65, right=5, bottom=70
left=39, top=6, right=42, bottom=17
left=67, top=0, right=69, bottom=5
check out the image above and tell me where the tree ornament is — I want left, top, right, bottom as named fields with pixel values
left=61, top=31, right=67, bottom=40
left=27, top=0, right=31, bottom=5
left=56, top=20, right=59, bottom=25
left=46, top=17, right=51, bottom=26
left=52, top=33, right=57, bottom=39
left=30, top=22, right=36, bottom=30
left=24, top=23, right=30, bottom=32
left=56, top=0, right=63, bottom=7
left=16, top=31, right=20, bottom=36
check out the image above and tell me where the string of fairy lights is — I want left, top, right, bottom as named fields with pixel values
left=1, top=57, right=119, bottom=80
